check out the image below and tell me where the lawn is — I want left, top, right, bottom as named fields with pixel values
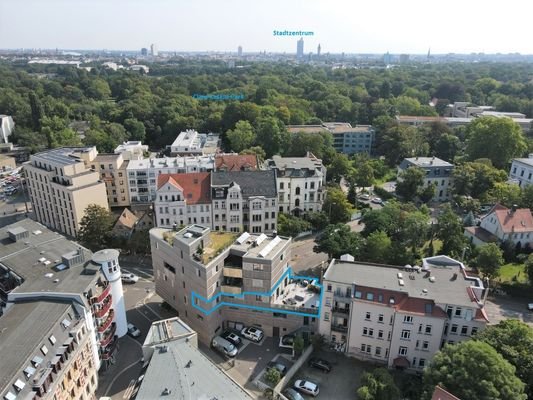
left=422, top=239, right=443, bottom=255
left=498, top=263, right=528, bottom=284
left=202, top=231, right=238, bottom=263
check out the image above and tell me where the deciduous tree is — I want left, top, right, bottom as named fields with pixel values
left=78, top=204, right=115, bottom=251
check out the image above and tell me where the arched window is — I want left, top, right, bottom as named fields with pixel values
left=295, top=187, right=301, bottom=195
left=295, top=198, right=300, bottom=207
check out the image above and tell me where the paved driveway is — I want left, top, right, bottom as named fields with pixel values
left=484, top=295, right=533, bottom=327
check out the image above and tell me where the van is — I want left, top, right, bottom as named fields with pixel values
left=212, top=336, right=238, bottom=357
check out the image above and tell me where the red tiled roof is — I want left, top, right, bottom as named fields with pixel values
left=157, top=172, right=211, bottom=204
left=475, top=308, right=489, bottom=322
left=466, top=287, right=478, bottom=302
left=432, top=386, right=461, bottom=400
left=396, top=297, right=448, bottom=318
left=464, top=226, right=499, bottom=243
left=215, top=154, right=258, bottom=171
left=490, top=204, right=533, bottom=233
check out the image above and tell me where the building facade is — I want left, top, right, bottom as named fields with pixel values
left=318, top=256, right=488, bottom=371
left=25, top=147, right=108, bottom=237
left=509, top=156, right=533, bottom=187
left=150, top=225, right=321, bottom=344
left=398, top=157, right=454, bottom=202
left=169, top=130, right=220, bottom=156
left=114, top=141, right=148, bottom=161
left=0, top=115, right=15, bottom=144
left=86, top=153, right=130, bottom=208
left=266, top=154, right=326, bottom=216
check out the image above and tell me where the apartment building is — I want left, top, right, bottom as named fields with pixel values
left=318, top=256, right=488, bottom=371
left=155, top=172, right=212, bottom=228
left=287, top=123, right=374, bottom=155
left=127, top=155, right=215, bottom=203
left=86, top=153, right=130, bottom=208
left=0, top=219, right=128, bottom=400
left=150, top=225, right=321, bottom=344
left=215, top=153, right=258, bottom=172
left=114, top=141, right=148, bottom=161
left=169, top=130, right=220, bottom=156
left=509, top=155, right=533, bottom=187
left=266, top=154, right=326, bottom=216
left=25, top=147, right=108, bottom=237
left=398, top=157, right=454, bottom=202
left=211, top=171, right=278, bottom=234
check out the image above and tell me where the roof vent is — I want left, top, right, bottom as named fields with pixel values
left=183, top=232, right=193, bottom=239
left=422, top=288, right=428, bottom=294
left=397, top=272, right=403, bottom=279
left=429, top=276, right=436, bottom=283
left=398, top=279, right=405, bottom=286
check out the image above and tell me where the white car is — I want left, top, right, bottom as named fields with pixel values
left=121, top=273, right=139, bottom=283
left=294, top=380, right=319, bottom=397
left=127, top=323, right=141, bottom=338
left=241, top=327, right=264, bottom=342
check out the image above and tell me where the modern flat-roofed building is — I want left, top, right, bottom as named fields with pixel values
left=150, top=225, right=321, bottom=344
left=266, top=153, right=326, bottom=216
left=114, top=141, right=148, bottom=161
left=211, top=170, right=278, bottom=234
left=25, top=147, right=108, bottom=237
left=0, top=219, right=128, bottom=400
left=86, top=153, right=130, bottom=208
left=398, top=157, right=454, bottom=202
left=126, top=155, right=215, bottom=203
left=318, top=256, right=488, bottom=372
left=136, top=317, right=253, bottom=400
left=169, top=130, right=220, bottom=156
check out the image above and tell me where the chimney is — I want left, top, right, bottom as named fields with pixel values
left=511, top=204, right=518, bottom=214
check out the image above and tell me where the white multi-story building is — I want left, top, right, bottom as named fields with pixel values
left=398, top=157, right=454, bottom=202
left=318, top=256, right=488, bottom=372
left=266, top=153, right=326, bottom=216
left=155, top=172, right=212, bottom=228
left=114, top=141, right=148, bottom=161
left=127, top=155, right=215, bottom=203
left=509, top=155, right=533, bottom=187
left=169, top=130, right=220, bottom=156
left=0, top=115, right=15, bottom=143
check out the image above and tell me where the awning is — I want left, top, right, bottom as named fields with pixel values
left=31, top=356, right=43, bottom=366
left=392, top=356, right=410, bottom=368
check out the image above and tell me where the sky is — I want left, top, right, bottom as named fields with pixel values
left=1, top=0, right=533, bottom=54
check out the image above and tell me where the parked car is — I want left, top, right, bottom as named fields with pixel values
left=282, top=388, right=305, bottom=400
left=222, top=331, right=242, bottom=346
left=308, top=357, right=332, bottom=373
left=358, top=193, right=371, bottom=200
left=241, top=326, right=264, bottom=342
left=121, top=273, right=139, bottom=283
left=371, top=197, right=383, bottom=204
left=127, top=323, right=141, bottom=338
left=294, top=380, right=319, bottom=397
left=212, top=336, right=238, bottom=357
left=267, top=361, right=287, bottom=376
left=279, top=334, right=295, bottom=348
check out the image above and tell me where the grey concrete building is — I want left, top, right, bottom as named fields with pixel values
left=150, top=225, right=321, bottom=344
left=397, top=157, right=454, bottom=202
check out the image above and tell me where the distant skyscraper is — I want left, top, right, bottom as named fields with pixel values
left=141, top=47, right=148, bottom=56
left=383, top=51, right=391, bottom=65
left=317, top=44, right=321, bottom=58
left=238, top=45, right=243, bottom=57
left=150, top=43, right=158, bottom=57
left=297, top=38, right=304, bottom=59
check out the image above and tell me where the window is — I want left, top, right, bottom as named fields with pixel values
left=375, top=346, right=382, bottom=356
left=471, top=327, right=478, bottom=336
left=425, top=325, right=432, bottom=334
left=378, top=314, right=384, bottom=323
left=451, top=324, right=458, bottom=334
left=366, top=292, right=374, bottom=301
left=403, top=315, right=413, bottom=323
left=255, top=295, right=263, bottom=301
left=422, top=341, right=429, bottom=350
left=365, top=312, right=371, bottom=320
left=399, top=346, right=408, bottom=356
left=378, top=294, right=383, bottom=303
left=415, top=340, right=420, bottom=349
left=280, top=182, right=284, bottom=190
left=378, top=330, right=383, bottom=339
left=418, top=324, right=423, bottom=333
left=355, top=291, right=362, bottom=298
left=365, top=345, right=371, bottom=353
left=419, top=358, right=426, bottom=367
left=461, top=325, right=468, bottom=335
left=361, top=343, right=367, bottom=352
left=327, top=284, right=332, bottom=292
left=401, top=330, right=411, bottom=339
left=455, top=307, right=462, bottom=317
left=324, top=312, right=330, bottom=321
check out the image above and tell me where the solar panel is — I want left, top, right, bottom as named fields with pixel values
left=236, top=232, right=250, bottom=244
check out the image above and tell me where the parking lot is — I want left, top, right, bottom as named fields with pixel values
left=484, top=294, right=533, bottom=327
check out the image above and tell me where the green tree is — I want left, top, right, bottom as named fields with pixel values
left=123, top=118, right=146, bottom=142
left=465, top=116, right=527, bottom=169
left=452, top=162, right=507, bottom=199
left=487, top=182, right=521, bottom=207
left=477, top=319, right=533, bottom=398
left=422, top=340, right=526, bottom=400
left=29, top=91, right=44, bottom=132
left=396, top=167, right=425, bottom=201
left=78, top=204, right=115, bottom=251
left=264, top=368, right=281, bottom=386
left=377, top=125, right=429, bottom=167
left=327, top=153, right=353, bottom=183
left=226, top=120, right=256, bottom=152
left=436, top=204, right=466, bottom=258
left=240, top=146, right=266, bottom=163
left=277, top=214, right=311, bottom=237
left=293, top=335, right=304, bottom=356
left=357, top=368, right=400, bottom=400
left=255, top=116, right=287, bottom=157
left=353, top=162, right=375, bottom=189
left=314, top=224, right=363, bottom=259
left=521, top=185, right=533, bottom=210
left=525, top=254, right=533, bottom=284
left=419, top=183, right=436, bottom=204
left=474, top=243, right=504, bottom=279
left=306, top=211, right=330, bottom=231
left=364, top=231, right=392, bottom=263
left=323, top=187, right=352, bottom=224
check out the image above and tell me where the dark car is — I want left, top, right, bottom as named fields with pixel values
left=308, top=357, right=332, bottom=373
left=267, top=361, right=287, bottom=376
left=222, top=331, right=242, bottom=346
left=282, top=388, right=305, bottom=400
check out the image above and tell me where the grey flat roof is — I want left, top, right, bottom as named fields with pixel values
left=402, top=157, right=454, bottom=168
left=143, top=318, right=194, bottom=346
left=269, top=155, right=324, bottom=172
left=324, top=258, right=482, bottom=308
left=136, top=336, right=252, bottom=400
left=212, top=170, right=277, bottom=198
left=0, top=301, right=73, bottom=391
left=31, top=147, right=94, bottom=166
left=513, top=158, right=533, bottom=167
left=0, top=219, right=98, bottom=295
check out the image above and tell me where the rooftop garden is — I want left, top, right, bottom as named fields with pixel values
left=201, top=232, right=238, bottom=264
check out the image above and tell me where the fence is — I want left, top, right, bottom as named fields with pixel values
left=273, top=345, right=314, bottom=399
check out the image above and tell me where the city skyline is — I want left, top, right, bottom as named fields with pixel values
left=1, top=0, right=533, bottom=54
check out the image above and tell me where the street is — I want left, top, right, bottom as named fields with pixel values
left=290, top=236, right=328, bottom=277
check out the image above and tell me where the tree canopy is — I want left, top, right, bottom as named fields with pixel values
left=77, top=204, right=115, bottom=251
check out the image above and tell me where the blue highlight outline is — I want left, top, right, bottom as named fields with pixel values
left=191, top=266, right=323, bottom=318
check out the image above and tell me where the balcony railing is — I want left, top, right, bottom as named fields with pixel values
left=331, top=324, right=349, bottom=333
left=98, top=309, right=115, bottom=333
left=334, top=292, right=352, bottom=300
left=101, top=339, right=118, bottom=360
left=221, top=285, right=242, bottom=295
left=332, top=306, right=350, bottom=315
left=90, top=283, right=111, bottom=305
left=223, top=266, right=243, bottom=278
left=94, top=296, right=113, bottom=319
left=100, top=323, right=116, bottom=347
left=270, top=302, right=320, bottom=315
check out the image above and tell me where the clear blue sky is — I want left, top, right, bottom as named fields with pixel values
left=1, top=0, right=532, bottom=54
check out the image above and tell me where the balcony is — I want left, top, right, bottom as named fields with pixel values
left=272, top=279, right=321, bottom=315
left=94, top=296, right=113, bottom=319
left=333, top=291, right=352, bottom=301
left=100, top=323, right=116, bottom=347
left=331, top=324, right=348, bottom=333
left=332, top=306, right=350, bottom=315
left=98, top=309, right=115, bottom=333
left=90, top=283, right=111, bottom=305
left=101, top=339, right=118, bottom=361
left=221, top=285, right=242, bottom=295
left=223, top=266, right=243, bottom=279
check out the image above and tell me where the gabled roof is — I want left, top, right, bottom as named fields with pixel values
left=114, top=208, right=139, bottom=230
left=215, top=154, right=258, bottom=171
left=432, top=386, right=461, bottom=400
left=489, top=204, right=533, bottom=233
left=157, top=172, right=211, bottom=204
left=211, top=171, right=277, bottom=199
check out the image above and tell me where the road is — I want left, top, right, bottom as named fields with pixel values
left=290, top=236, right=328, bottom=277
